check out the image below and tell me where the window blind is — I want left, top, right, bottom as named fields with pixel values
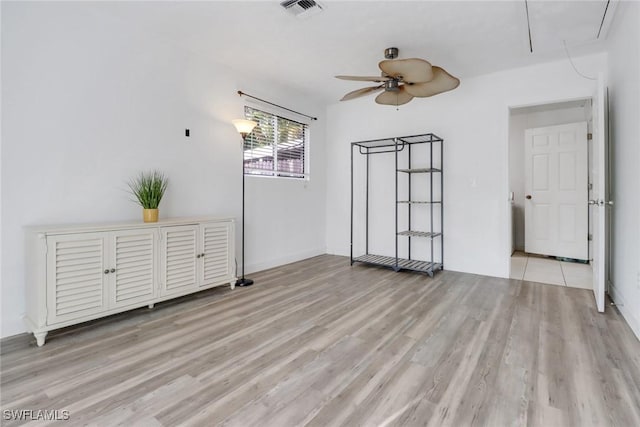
left=243, top=106, right=308, bottom=178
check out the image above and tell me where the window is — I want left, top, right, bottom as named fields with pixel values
left=243, top=106, right=308, bottom=178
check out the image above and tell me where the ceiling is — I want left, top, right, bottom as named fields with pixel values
left=95, top=1, right=615, bottom=105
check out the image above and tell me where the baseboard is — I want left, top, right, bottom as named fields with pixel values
left=609, top=283, right=640, bottom=341
left=244, top=248, right=326, bottom=276
left=326, top=247, right=349, bottom=257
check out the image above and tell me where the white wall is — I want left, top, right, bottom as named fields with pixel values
left=607, top=1, right=640, bottom=339
left=1, top=2, right=327, bottom=337
left=509, top=105, right=588, bottom=252
left=326, top=53, right=607, bottom=278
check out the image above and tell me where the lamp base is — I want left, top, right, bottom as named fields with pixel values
left=235, top=278, right=254, bottom=287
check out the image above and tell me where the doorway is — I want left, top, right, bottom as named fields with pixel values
left=508, top=98, right=593, bottom=289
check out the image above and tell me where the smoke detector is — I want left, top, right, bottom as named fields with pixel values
left=280, top=0, right=325, bottom=19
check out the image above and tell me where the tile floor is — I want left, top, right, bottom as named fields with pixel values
left=510, top=251, right=592, bottom=289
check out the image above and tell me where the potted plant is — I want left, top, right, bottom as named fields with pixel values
left=128, top=170, right=168, bottom=223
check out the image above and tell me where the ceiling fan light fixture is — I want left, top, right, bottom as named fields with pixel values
left=384, top=80, right=400, bottom=92
left=375, top=86, right=413, bottom=106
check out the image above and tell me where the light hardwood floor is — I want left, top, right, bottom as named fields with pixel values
left=2, top=255, right=639, bottom=426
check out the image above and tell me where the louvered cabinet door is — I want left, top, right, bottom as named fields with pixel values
left=46, top=233, right=108, bottom=325
left=160, top=225, right=198, bottom=296
left=199, top=222, right=233, bottom=288
left=111, top=229, right=157, bottom=309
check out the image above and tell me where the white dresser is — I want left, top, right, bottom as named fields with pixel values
left=24, top=217, right=236, bottom=346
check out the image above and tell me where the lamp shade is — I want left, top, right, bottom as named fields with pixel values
left=232, top=119, right=257, bottom=136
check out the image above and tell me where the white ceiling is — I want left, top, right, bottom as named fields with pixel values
left=95, top=0, right=614, bottom=105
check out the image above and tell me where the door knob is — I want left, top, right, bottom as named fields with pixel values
left=588, top=200, right=599, bottom=205
left=110, top=268, right=116, bottom=273
left=104, top=269, right=110, bottom=274
left=526, top=195, right=532, bottom=200
left=606, top=200, right=614, bottom=206
left=196, top=254, right=201, bottom=258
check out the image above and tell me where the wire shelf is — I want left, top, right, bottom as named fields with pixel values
left=397, top=231, right=442, bottom=238
left=353, top=254, right=443, bottom=273
left=397, top=201, right=442, bottom=204
left=352, top=133, right=443, bottom=149
left=397, top=168, right=442, bottom=173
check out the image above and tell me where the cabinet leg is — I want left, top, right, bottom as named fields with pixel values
left=34, top=331, right=47, bottom=347
left=148, top=303, right=155, bottom=309
left=230, top=280, right=235, bottom=290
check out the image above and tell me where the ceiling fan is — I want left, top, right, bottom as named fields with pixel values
left=336, top=47, right=460, bottom=106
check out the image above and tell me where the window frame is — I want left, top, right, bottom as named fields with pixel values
left=242, top=103, right=311, bottom=181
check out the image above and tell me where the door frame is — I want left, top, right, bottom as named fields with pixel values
left=505, top=96, right=593, bottom=276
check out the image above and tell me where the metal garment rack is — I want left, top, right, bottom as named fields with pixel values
left=350, top=133, right=444, bottom=277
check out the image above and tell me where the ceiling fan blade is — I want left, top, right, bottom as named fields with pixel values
left=379, top=58, right=433, bottom=83
left=335, top=75, right=391, bottom=82
left=375, top=86, right=414, bottom=106
left=340, top=85, right=384, bottom=101
left=403, top=66, right=460, bottom=97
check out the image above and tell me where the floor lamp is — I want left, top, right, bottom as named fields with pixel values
left=232, top=119, right=258, bottom=287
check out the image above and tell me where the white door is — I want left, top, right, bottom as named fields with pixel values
left=46, top=232, right=108, bottom=324
left=525, top=122, right=589, bottom=259
left=591, top=75, right=609, bottom=313
left=110, top=229, right=157, bottom=309
left=198, top=222, right=234, bottom=288
left=160, top=225, right=198, bottom=296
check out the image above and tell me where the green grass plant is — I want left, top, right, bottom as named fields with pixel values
left=128, top=170, right=168, bottom=209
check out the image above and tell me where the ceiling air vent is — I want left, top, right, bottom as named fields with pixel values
left=280, top=0, right=325, bottom=19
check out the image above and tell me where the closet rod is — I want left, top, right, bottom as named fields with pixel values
left=237, top=91, right=318, bottom=121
